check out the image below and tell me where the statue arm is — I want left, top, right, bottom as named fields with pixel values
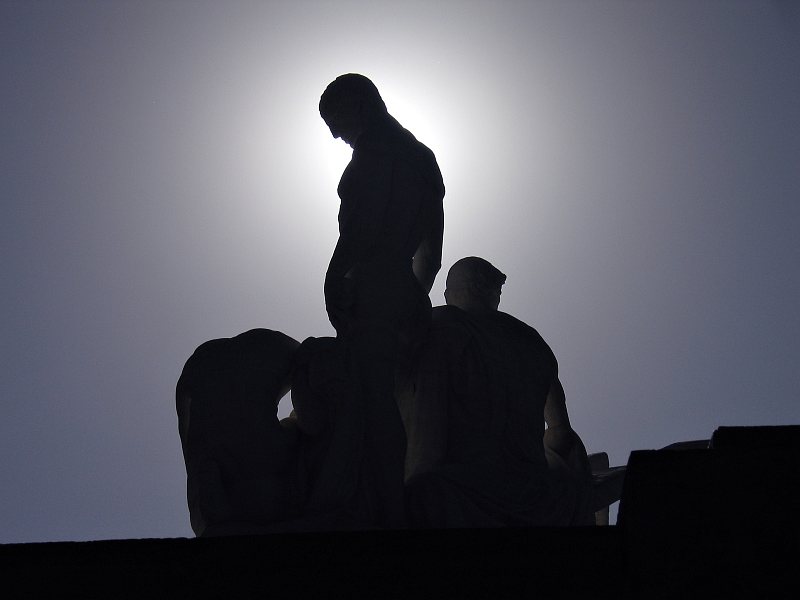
left=544, top=377, right=591, bottom=476
left=291, top=373, right=329, bottom=437
left=544, top=377, right=571, bottom=429
left=543, top=377, right=575, bottom=458
left=412, top=201, right=443, bottom=294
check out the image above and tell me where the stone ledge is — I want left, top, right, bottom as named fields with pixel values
left=1, top=527, right=622, bottom=598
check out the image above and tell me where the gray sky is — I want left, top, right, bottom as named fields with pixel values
left=2, top=0, right=798, bottom=543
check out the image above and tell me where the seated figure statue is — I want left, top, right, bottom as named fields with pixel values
left=178, top=330, right=386, bottom=535
left=401, top=257, right=594, bottom=527
left=176, top=329, right=301, bottom=536
left=288, top=335, right=371, bottom=528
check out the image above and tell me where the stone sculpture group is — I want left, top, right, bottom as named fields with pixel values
left=177, top=74, right=597, bottom=535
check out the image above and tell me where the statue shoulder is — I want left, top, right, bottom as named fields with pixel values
left=494, top=311, right=543, bottom=339
left=357, top=121, right=444, bottom=196
left=493, top=311, right=558, bottom=369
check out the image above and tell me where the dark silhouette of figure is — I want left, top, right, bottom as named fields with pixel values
left=289, top=335, right=366, bottom=527
left=402, top=258, right=594, bottom=527
left=319, top=74, right=445, bottom=527
left=176, top=329, right=301, bottom=536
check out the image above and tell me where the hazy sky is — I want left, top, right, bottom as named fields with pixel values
left=2, top=1, right=798, bottom=543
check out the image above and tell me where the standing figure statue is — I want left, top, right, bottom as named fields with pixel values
left=319, top=74, right=445, bottom=527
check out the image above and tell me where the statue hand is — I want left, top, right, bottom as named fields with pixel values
left=324, top=273, right=355, bottom=333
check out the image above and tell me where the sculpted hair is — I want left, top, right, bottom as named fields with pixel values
left=319, top=73, right=387, bottom=118
left=446, top=257, right=507, bottom=298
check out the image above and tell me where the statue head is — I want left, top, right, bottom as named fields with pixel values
left=319, top=73, right=387, bottom=147
left=444, top=257, right=507, bottom=314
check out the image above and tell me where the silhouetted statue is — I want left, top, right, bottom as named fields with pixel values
left=289, top=335, right=367, bottom=528
left=401, top=258, right=594, bottom=527
left=319, top=74, right=445, bottom=527
left=176, top=329, right=301, bottom=536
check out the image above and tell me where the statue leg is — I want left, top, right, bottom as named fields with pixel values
left=343, top=263, right=429, bottom=528
left=349, top=320, right=408, bottom=529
